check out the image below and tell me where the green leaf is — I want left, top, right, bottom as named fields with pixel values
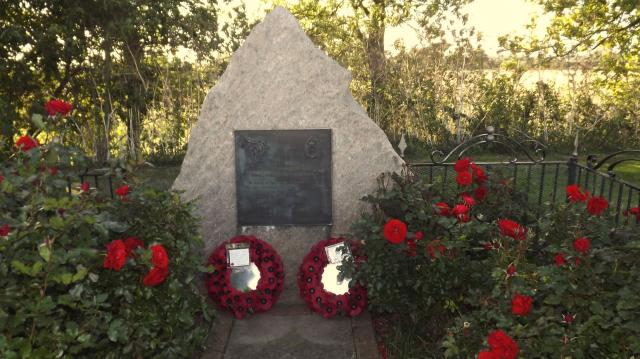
left=107, top=319, right=128, bottom=343
left=38, top=243, right=51, bottom=262
left=31, top=114, right=44, bottom=129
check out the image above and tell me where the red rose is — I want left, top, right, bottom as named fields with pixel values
left=554, top=253, right=567, bottom=266
left=574, top=257, right=582, bottom=266
left=562, top=313, right=575, bottom=325
left=454, top=157, right=471, bottom=173
left=478, top=350, right=495, bottom=359
left=0, top=174, right=4, bottom=183
left=462, top=192, right=476, bottom=206
left=414, top=231, right=424, bottom=241
left=124, top=237, right=145, bottom=256
left=474, top=186, right=487, bottom=201
left=115, top=184, right=129, bottom=198
left=586, top=196, right=608, bottom=216
left=143, top=266, right=168, bottom=287
left=426, top=239, right=447, bottom=259
left=566, top=184, right=589, bottom=202
left=383, top=219, right=407, bottom=244
left=498, top=219, right=526, bottom=241
left=626, top=207, right=640, bottom=221
left=435, top=202, right=450, bottom=216
left=511, top=293, right=532, bottom=316
left=406, top=239, right=417, bottom=257
left=80, top=182, right=90, bottom=193
left=0, top=224, right=9, bottom=237
left=506, top=263, right=516, bottom=277
left=15, top=135, right=39, bottom=152
left=487, top=330, right=519, bottom=359
left=452, top=204, right=470, bottom=223
left=44, top=99, right=73, bottom=117
left=49, top=167, right=58, bottom=176
left=150, top=244, right=169, bottom=269
left=456, top=171, right=473, bottom=186
left=471, top=163, right=488, bottom=184
left=103, top=239, right=126, bottom=271
left=573, top=237, right=590, bottom=254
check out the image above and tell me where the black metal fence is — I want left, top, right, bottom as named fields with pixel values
left=66, top=168, right=126, bottom=199
left=405, top=127, right=640, bottom=223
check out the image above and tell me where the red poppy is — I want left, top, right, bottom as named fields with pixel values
left=566, top=184, right=589, bottom=202
left=80, top=182, right=90, bottom=192
left=0, top=224, right=9, bottom=237
left=456, top=171, right=473, bottom=186
left=143, top=266, right=168, bottom=287
left=44, top=99, right=73, bottom=117
left=454, top=157, right=471, bottom=172
left=573, top=237, right=590, bottom=254
left=462, top=192, right=476, bottom=206
left=487, top=330, right=518, bottom=359
left=498, top=219, right=526, bottom=241
left=474, top=186, right=487, bottom=201
left=383, top=219, right=407, bottom=244
left=435, top=202, right=450, bottom=216
left=150, top=244, right=169, bottom=268
left=586, top=196, right=608, bottom=216
left=124, top=237, right=144, bottom=256
left=506, top=263, right=516, bottom=277
left=511, top=293, right=532, bottom=316
left=15, top=135, right=39, bottom=152
left=554, top=253, right=567, bottom=267
left=103, top=239, right=126, bottom=271
left=452, top=204, right=470, bottom=223
left=115, top=184, right=129, bottom=198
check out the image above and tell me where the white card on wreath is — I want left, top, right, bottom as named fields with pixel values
left=324, top=242, right=352, bottom=265
left=227, top=247, right=250, bottom=268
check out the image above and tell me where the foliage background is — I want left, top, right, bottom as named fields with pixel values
left=1, top=0, right=639, bottom=164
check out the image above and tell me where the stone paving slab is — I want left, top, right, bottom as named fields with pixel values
left=199, top=304, right=379, bottom=359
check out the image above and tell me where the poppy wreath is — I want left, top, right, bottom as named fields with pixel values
left=205, top=235, right=285, bottom=319
left=298, top=238, right=368, bottom=319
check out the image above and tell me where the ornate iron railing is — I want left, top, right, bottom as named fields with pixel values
left=406, top=126, right=640, bottom=223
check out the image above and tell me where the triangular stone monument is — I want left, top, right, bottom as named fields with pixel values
left=174, top=5, right=401, bottom=301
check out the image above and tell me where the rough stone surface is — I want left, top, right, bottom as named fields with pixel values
left=173, top=5, right=402, bottom=270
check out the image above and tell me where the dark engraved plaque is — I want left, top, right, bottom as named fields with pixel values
left=235, top=129, right=332, bottom=226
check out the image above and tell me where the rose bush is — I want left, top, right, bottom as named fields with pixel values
left=346, top=159, right=640, bottom=357
left=0, top=110, right=214, bottom=358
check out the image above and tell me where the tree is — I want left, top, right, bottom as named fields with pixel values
left=0, top=0, right=221, bottom=162
left=269, top=0, right=471, bottom=134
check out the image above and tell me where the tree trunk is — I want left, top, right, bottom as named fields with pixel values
left=123, top=37, right=146, bottom=163
left=96, top=37, right=113, bottom=164
left=366, top=3, right=387, bottom=132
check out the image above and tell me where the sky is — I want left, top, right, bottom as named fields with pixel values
left=227, top=0, right=551, bottom=56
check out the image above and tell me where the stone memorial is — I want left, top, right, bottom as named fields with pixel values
left=174, top=6, right=400, bottom=358
left=173, top=6, right=402, bottom=292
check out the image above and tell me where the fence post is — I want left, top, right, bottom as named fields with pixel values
left=567, top=155, right=578, bottom=186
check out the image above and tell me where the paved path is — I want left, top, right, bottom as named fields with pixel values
left=200, top=301, right=379, bottom=359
